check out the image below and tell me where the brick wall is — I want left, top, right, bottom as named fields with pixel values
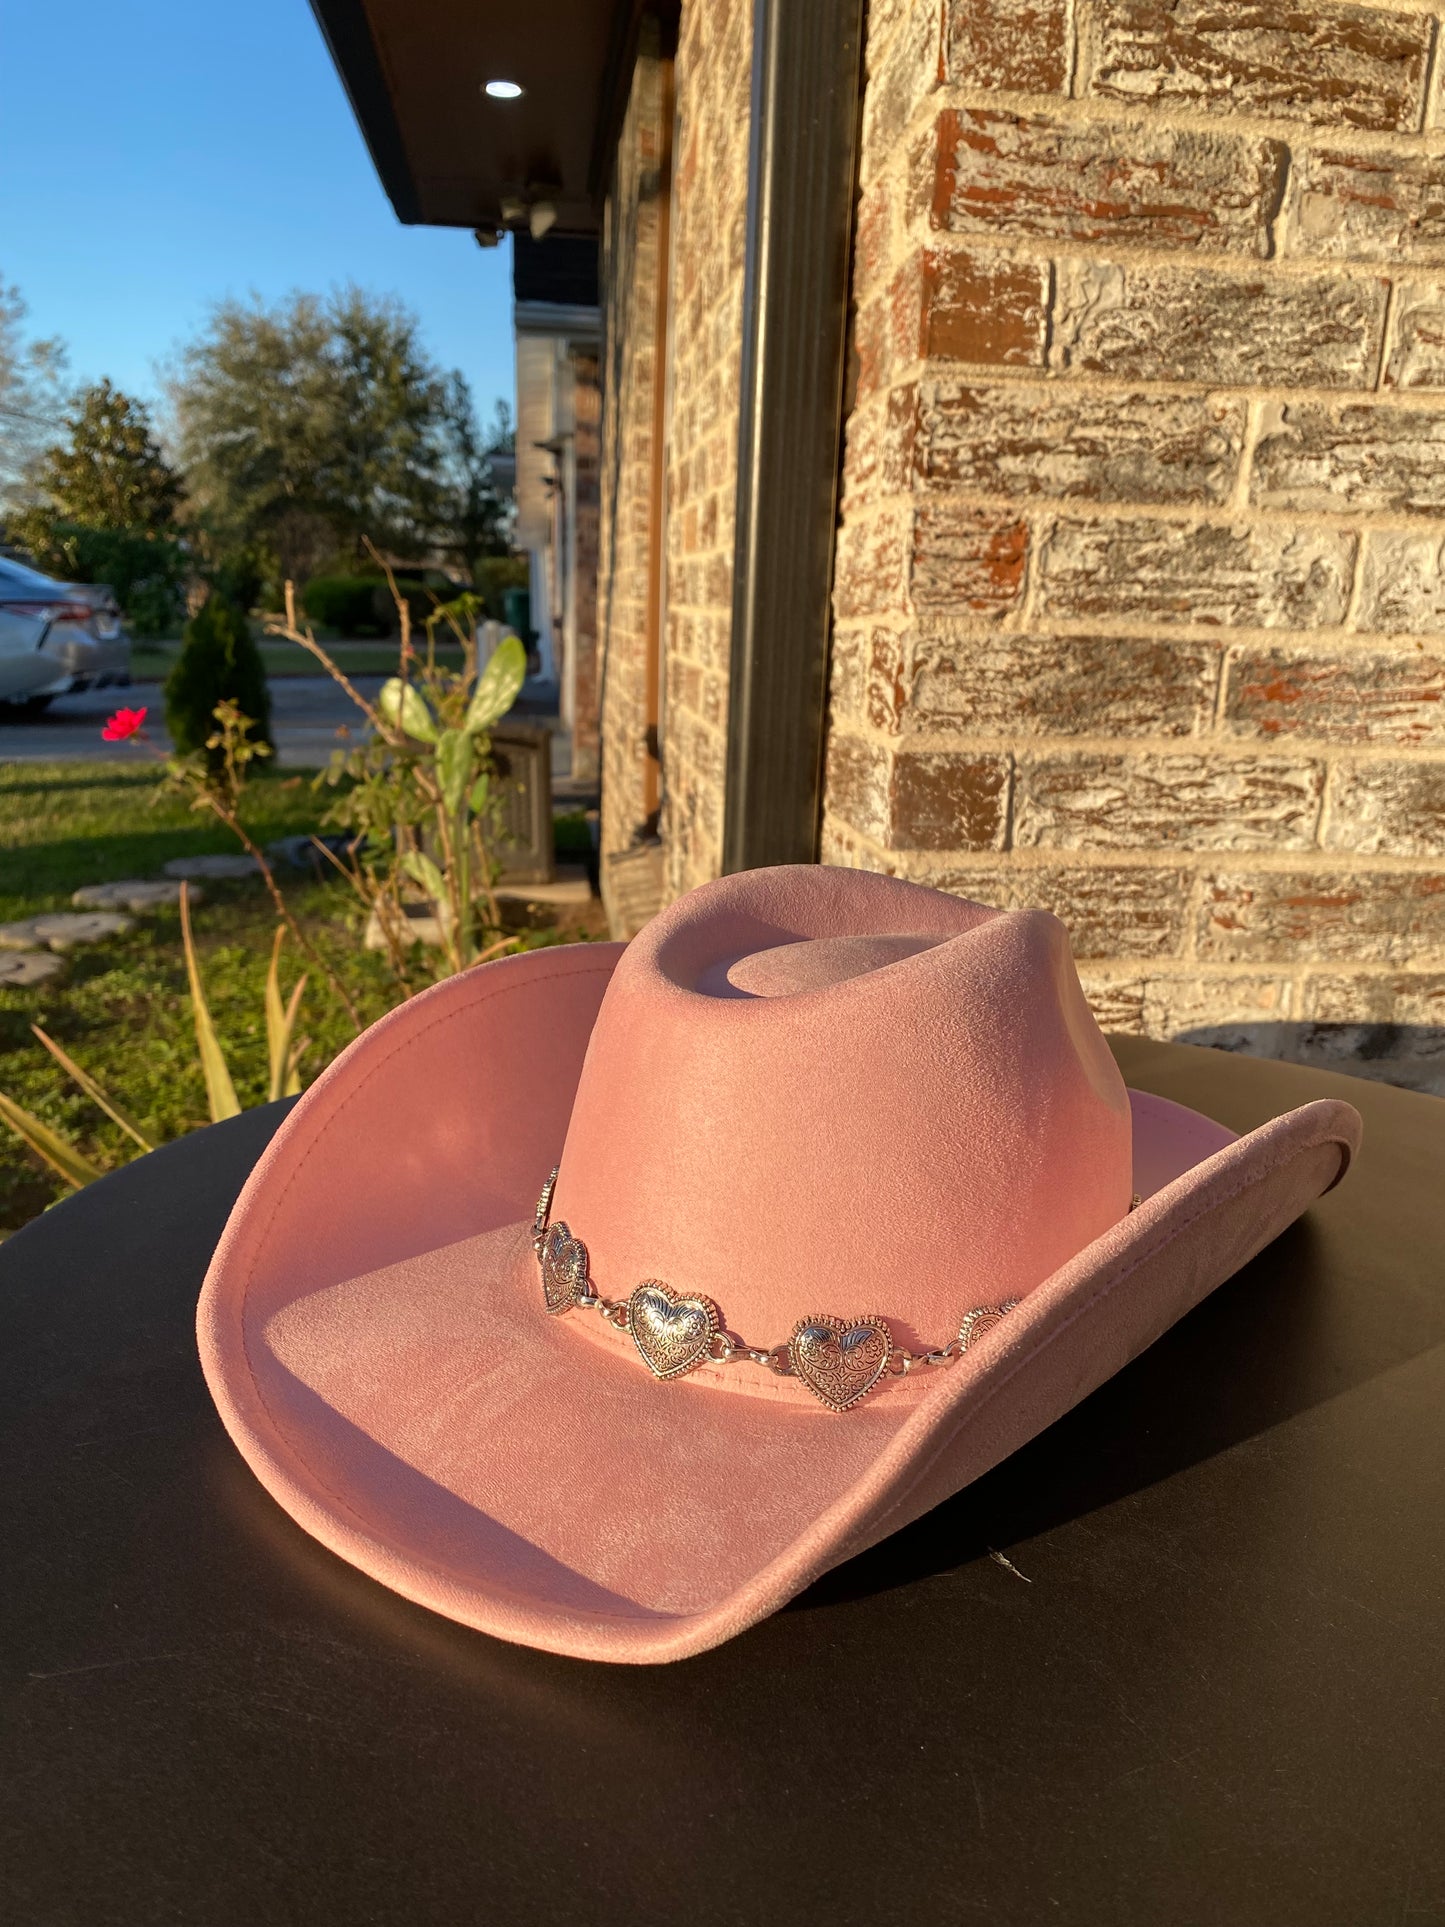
left=658, top=0, right=753, bottom=897
left=824, top=0, right=1445, bottom=1089
left=570, top=349, right=602, bottom=785
left=599, top=36, right=668, bottom=876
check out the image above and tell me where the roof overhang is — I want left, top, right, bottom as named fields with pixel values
left=309, top=0, right=639, bottom=234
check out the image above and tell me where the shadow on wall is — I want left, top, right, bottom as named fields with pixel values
left=1175, top=1022, right=1445, bottom=1098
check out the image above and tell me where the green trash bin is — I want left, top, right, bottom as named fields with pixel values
left=501, top=586, right=532, bottom=643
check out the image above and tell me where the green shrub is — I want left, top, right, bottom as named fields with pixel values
left=301, top=575, right=390, bottom=637
left=300, top=572, right=474, bottom=639
left=209, top=548, right=266, bottom=614
left=473, top=555, right=529, bottom=621
left=25, top=522, right=186, bottom=636
left=165, top=595, right=273, bottom=764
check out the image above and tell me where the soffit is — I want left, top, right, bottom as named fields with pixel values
left=310, top=0, right=625, bottom=233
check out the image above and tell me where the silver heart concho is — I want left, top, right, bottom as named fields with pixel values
left=787, top=1315, right=893, bottom=1413
left=957, top=1300, right=1020, bottom=1349
left=540, top=1221, right=590, bottom=1314
left=532, top=1172, right=1021, bottom=1410
left=628, top=1280, right=721, bottom=1380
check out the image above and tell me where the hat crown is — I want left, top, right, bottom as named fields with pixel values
left=553, top=867, right=1131, bottom=1353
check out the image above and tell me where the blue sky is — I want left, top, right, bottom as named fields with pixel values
left=0, top=0, right=515, bottom=429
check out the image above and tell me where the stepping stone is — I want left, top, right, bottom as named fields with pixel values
left=0, top=951, right=64, bottom=986
left=72, top=880, right=195, bottom=913
left=363, top=901, right=451, bottom=952
left=29, top=912, right=134, bottom=952
left=267, top=832, right=357, bottom=872
left=163, top=854, right=261, bottom=880
left=0, top=920, right=42, bottom=951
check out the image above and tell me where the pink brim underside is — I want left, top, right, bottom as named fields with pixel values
left=198, top=944, right=1359, bottom=1664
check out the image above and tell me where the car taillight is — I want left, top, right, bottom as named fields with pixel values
left=1, top=600, right=96, bottom=624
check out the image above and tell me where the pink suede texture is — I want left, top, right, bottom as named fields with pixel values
left=196, top=866, right=1362, bottom=1664
left=553, top=870, right=1133, bottom=1356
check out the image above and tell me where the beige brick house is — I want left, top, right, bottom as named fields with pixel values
left=317, top=0, right=1444, bottom=1087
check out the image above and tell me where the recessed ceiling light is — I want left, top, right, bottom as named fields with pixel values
left=484, top=79, right=524, bottom=100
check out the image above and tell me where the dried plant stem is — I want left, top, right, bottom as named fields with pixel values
left=309, top=835, right=418, bottom=994
left=271, top=582, right=394, bottom=740
left=197, top=793, right=364, bottom=1033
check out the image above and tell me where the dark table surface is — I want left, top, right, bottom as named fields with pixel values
left=2, top=1037, right=1442, bottom=1927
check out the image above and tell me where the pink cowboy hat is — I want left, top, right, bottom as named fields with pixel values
left=198, top=866, right=1361, bottom=1663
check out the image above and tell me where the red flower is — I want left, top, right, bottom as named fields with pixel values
left=101, top=706, right=148, bottom=742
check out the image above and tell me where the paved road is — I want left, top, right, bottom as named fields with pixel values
left=0, top=677, right=385, bottom=770
left=0, top=680, right=583, bottom=792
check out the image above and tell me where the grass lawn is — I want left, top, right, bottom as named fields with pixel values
left=0, top=761, right=603, bottom=1237
left=129, top=637, right=468, bottom=681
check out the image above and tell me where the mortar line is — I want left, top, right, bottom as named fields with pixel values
left=894, top=487, right=1445, bottom=537
left=858, top=361, right=1445, bottom=410
left=1420, top=14, right=1442, bottom=132
left=910, top=227, right=1410, bottom=288
left=1063, top=0, right=1081, bottom=99
left=1341, top=529, right=1371, bottom=633
left=1229, top=396, right=1267, bottom=514
left=877, top=77, right=1445, bottom=163
left=1375, top=279, right=1400, bottom=391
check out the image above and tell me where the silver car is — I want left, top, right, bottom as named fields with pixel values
left=0, top=556, right=132, bottom=712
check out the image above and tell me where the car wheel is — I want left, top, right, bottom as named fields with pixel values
left=1, top=695, right=54, bottom=718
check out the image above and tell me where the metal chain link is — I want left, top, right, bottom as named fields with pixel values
left=532, top=1168, right=1060, bottom=1383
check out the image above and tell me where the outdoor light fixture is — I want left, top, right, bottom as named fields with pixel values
left=484, top=79, right=524, bottom=99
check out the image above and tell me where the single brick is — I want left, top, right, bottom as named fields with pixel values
left=866, top=626, right=911, bottom=733
left=825, top=733, right=1011, bottom=849
left=1028, top=863, right=1192, bottom=958
left=1283, top=147, right=1445, bottom=265
left=1355, top=531, right=1445, bottom=634
left=910, top=501, right=1030, bottom=615
left=1251, top=401, right=1445, bottom=517
left=944, top=0, right=1068, bottom=92
left=902, top=858, right=1192, bottom=956
left=840, top=391, right=905, bottom=511
left=834, top=505, right=911, bottom=620
left=922, top=108, right=1285, bottom=255
left=1014, top=750, right=1325, bottom=850
left=828, top=623, right=911, bottom=732
left=891, top=748, right=1013, bottom=849
left=1051, top=258, right=1388, bottom=388
left=909, top=380, right=1244, bottom=506
left=1304, top=971, right=1445, bottom=1021
left=856, top=250, right=1050, bottom=398
left=907, top=629, right=1219, bottom=737
left=1077, top=970, right=1147, bottom=1032
left=863, top=0, right=945, bottom=162
left=912, top=248, right=1051, bottom=367
left=1324, top=760, right=1445, bottom=856
left=1077, top=967, right=1294, bottom=1039
left=827, top=733, right=897, bottom=847
left=1383, top=282, right=1445, bottom=390
left=1197, top=867, right=1445, bottom=963
left=1037, top=517, right=1356, bottom=629
left=1078, top=0, right=1434, bottom=134
left=1140, top=971, right=1294, bottom=1044
left=853, top=179, right=895, bottom=294
left=1223, top=644, right=1445, bottom=747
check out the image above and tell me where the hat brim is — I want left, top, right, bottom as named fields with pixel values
left=198, top=942, right=1360, bottom=1664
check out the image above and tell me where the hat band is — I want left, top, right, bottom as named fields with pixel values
left=531, top=1168, right=1027, bottom=1414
